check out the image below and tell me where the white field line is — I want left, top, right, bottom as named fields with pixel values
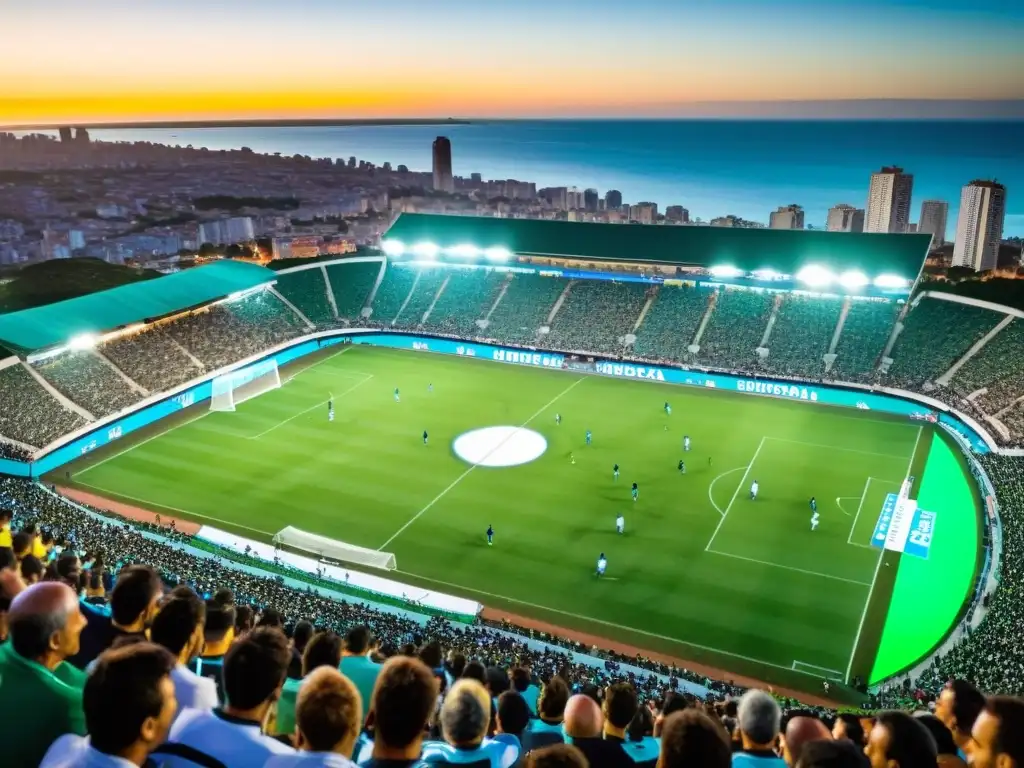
left=704, top=549, right=873, bottom=586
left=246, top=374, right=374, bottom=440
left=704, top=437, right=766, bottom=551
left=847, top=477, right=874, bottom=541
left=707, top=466, right=747, bottom=518
left=845, top=425, right=923, bottom=682
left=835, top=497, right=857, bottom=517
left=792, top=660, right=844, bottom=680
left=764, top=436, right=910, bottom=460
left=377, top=376, right=587, bottom=551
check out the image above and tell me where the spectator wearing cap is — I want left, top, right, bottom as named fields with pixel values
left=362, top=656, right=439, bottom=768
left=149, top=590, right=218, bottom=719
left=564, top=693, right=632, bottom=768
left=421, top=678, right=519, bottom=768
left=0, top=582, right=88, bottom=767
left=733, top=690, right=786, bottom=768
left=865, top=711, right=937, bottom=768
left=967, top=696, right=1024, bottom=768
left=161, top=626, right=295, bottom=765
left=527, top=744, right=589, bottom=768
left=266, top=666, right=363, bottom=767
left=276, top=630, right=344, bottom=738
left=936, top=680, right=985, bottom=759
left=191, top=599, right=235, bottom=702
left=340, top=625, right=382, bottom=714
left=41, top=642, right=179, bottom=768
left=658, top=709, right=731, bottom=768
left=68, top=564, right=163, bottom=669
left=525, top=676, right=570, bottom=751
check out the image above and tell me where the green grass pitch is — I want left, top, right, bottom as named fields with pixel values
left=64, top=345, right=934, bottom=687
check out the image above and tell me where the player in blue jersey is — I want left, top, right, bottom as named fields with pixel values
left=487, top=525, right=494, bottom=546
left=327, top=398, right=334, bottom=422
left=631, top=482, right=638, bottom=501
left=809, top=497, right=817, bottom=514
left=586, top=429, right=592, bottom=446
left=423, top=429, right=428, bottom=445
left=394, top=387, right=400, bottom=402
left=596, top=553, right=607, bottom=576
left=613, top=463, right=620, bottom=480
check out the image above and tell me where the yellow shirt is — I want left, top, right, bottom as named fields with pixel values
left=31, top=536, right=47, bottom=560
left=0, top=525, right=11, bottom=549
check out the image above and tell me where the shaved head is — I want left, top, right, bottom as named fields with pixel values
left=564, top=694, right=603, bottom=739
left=8, top=582, right=85, bottom=665
left=783, top=716, right=832, bottom=766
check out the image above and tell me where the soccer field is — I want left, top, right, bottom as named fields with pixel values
left=63, top=344, right=939, bottom=688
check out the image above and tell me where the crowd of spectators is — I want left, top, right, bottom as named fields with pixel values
left=486, top=274, right=568, bottom=345
left=275, top=265, right=338, bottom=327
left=33, top=350, right=141, bottom=419
left=950, top=320, right=1024, bottom=398
left=362, top=265, right=419, bottom=327
left=0, top=363, right=87, bottom=449
left=546, top=281, right=649, bottom=356
left=831, top=301, right=899, bottom=382
left=102, top=325, right=206, bottom=394
left=422, top=270, right=506, bottom=338
left=698, top=290, right=775, bottom=369
left=764, top=295, right=842, bottom=380
left=632, top=285, right=711, bottom=363
left=394, top=269, right=448, bottom=329
left=326, top=261, right=380, bottom=323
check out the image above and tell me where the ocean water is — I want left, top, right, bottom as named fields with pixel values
left=87, top=120, right=1024, bottom=237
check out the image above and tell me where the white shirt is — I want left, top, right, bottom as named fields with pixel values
left=160, top=707, right=294, bottom=767
left=40, top=736, right=135, bottom=768
left=265, top=753, right=359, bottom=768
left=171, top=663, right=219, bottom=719
left=751, top=482, right=759, bottom=494
left=616, top=516, right=624, bottom=527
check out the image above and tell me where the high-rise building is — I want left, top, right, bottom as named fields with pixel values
left=865, top=166, right=913, bottom=233
left=432, top=137, right=454, bottom=193
left=584, top=188, right=600, bottom=211
left=540, top=187, right=569, bottom=209
left=826, top=204, right=865, bottom=233
left=58, top=127, right=73, bottom=143
left=198, top=216, right=255, bottom=246
left=769, top=204, right=805, bottom=230
left=953, top=181, right=1007, bottom=272
left=665, top=205, right=690, bottom=223
left=605, top=190, right=623, bottom=209
left=918, top=200, right=949, bottom=246
left=628, top=202, right=658, bottom=223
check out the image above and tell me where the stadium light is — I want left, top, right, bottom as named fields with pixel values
left=68, top=333, right=98, bottom=351
left=874, top=274, right=910, bottom=289
left=838, top=270, right=870, bottom=289
left=796, top=265, right=834, bottom=288
left=381, top=239, right=405, bottom=257
left=752, top=268, right=782, bottom=281
left=484, top=246, right=512, bottom=262
left=709, top=265, right=743, bottom=278
left=412, top=241, right=440, bottom=259
left=448, top=244, right=481, bottom=258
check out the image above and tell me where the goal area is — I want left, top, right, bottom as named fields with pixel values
left=273, top=526, right=398, bottom=571
left=210, top=359, right=281, bottom=412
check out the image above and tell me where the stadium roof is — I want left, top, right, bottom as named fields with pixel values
left=0, top=261, right=275, bottom=353
left=383, top=213, right=932, bottom=278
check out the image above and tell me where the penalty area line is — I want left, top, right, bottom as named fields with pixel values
left=246, top=375, right=374, bottom=440
left=708, top=466, right=747, bottom=518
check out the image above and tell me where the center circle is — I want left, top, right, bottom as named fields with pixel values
left=452, top=426, right=548, bottom=468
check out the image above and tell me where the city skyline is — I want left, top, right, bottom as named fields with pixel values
left=2, top=0, right=1024, bottom=125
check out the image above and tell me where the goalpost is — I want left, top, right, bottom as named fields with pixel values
left=273, top=526, right=398, bottom=571
left=210, top=359, right=282, bottom=412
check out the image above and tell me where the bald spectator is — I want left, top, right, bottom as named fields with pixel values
left=782, top=716, right=831, bottom=767
left=528, top=744, right=590, bottom=768
left=936, top=680, right=985, bottom=758
left=0, top=582, right=87, bottom=767
left=734, top=690, right=786, bottom=768
left=565, top=693, right=632, bottom=768
left=363, top=656, right=439, bottom=768
left=967, top=696, right=1024, bottom=768
left=832, top=715, right=866, bottom=748
left=658, top=709, right=731, bottom=768
left=795, top=739, right=869, bottom=768
left=266, top=667, right=363, bottom=767
left=914, top=713, right=965, bottom=768
left=866, top=712, right=937, bottom=768
left=42, top=643, right=179, bottom=768
left=150, top=591, right=218, bottom=719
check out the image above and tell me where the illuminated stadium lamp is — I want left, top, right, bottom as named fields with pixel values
left=838, top=270, right=870, bottom=289
left=381, top=239, right=405, bottom=257
left=752, top=268, right=781, bottom=281
left=483, top=246, right=512, bottom=262
left=412, top=241, right=440, bottom=259
left=874, top=274, right=910, bottom=289
left=448, top=243, right=481, bottom=258
left=796, top=265, right=834, bottom=288
left=68, top=333, right=98, bottom=351
left=709, top=265, right=743, bottom=278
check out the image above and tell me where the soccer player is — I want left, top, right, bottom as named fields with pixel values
left=683, top=435, right=691, bottom=452
left=586, top=429, right=592, bottom=446
left=750, top=480, right=759, bottom=500
left=596, top=552, right=607, bottom=576
left=487, top=525, right=494, bottom=546
left=613, top=463, right=620, bottom=480
left=810, top=512, right=820, bottom=531
left=570, top=453, right=576, bottom=465
left=616, top=514, right=625, bottom=534
left=423, top=429, right=428, bottom=445
left=327, top=398, right=334, bottom=422
left=555, top=413, right=561, bottom=426
left=664, top=402, right=671, bottom=416
left=394, top=387, right=400, bottom=403
left=809, top=497, right=818, bottom=514
left=428, top=383, right=433, bottom=393
left=631, top=482, right=639, bottom=502
left=678, top=459, right=685, bottom=474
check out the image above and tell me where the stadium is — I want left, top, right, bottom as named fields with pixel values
left=1, top=213, right=1021, bottom=738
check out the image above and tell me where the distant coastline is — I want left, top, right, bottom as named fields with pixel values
left=2, top=117, right=472, bottom=131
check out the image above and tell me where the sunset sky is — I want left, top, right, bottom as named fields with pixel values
left=2, top=0, right=1023, bottom=125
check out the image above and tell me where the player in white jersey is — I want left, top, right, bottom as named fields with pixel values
left=683, top=435, right=691, bottom=452
left=596, top=553, right=607, bottom=576
left=811, top=512, right=820, bottom=531
left=616, top=514, right=625, bottom=534
left=750, top=480, right=759, bottom=500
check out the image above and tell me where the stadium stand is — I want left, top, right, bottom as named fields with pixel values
left=101, top=326, right=205, bottom=393
left=952, top=318, right=1024, bottom=400
left=0, top=364, right=87, bottom=448
left=394, top=267, right=447, bottom=328
left=698, top=289, right=774, bottom=368
left=366, top=265, right=418, bottom=326
left=632, top=285, right=711, bottom=362
left=764, top=294, right=842, bottom=379
left=422, top=269, right=506, bottom=337
left=274, top=266, right=336, bottom=326
left=546, top=280, right=648, bottom=355
left=831, top=299, right=899, bottom=381
left=485, top=274, right=567, bottom=345
left=32, top=351, right=141, bottom=418
left=327, top=260, right=380, bottom=322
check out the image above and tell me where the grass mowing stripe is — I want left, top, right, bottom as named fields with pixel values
left=377, top=375, right=587, bottom=550
left=704, top=437, right=766, bottom=551
left=704, top=549, right=873, bottom=586
left=246, top=374, right=374, bottom=440
left=765, top=436, right=912, bottom=460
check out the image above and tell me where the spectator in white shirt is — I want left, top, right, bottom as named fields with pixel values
left=41, top=642, right=179, bottom=768
left=150, top=589, right=219, bottom=719
left=266, top=666, right=363, bottom=767
left=159, top=626, right=295, bottom=766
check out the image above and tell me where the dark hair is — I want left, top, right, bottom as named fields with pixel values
left=446, top=651, right=466, bottom=679
left=539, top=676, right=570, bottom=720
left=629, top=704, right=654, bottom=741
left=605, top=682, right=639, bottom=730
left=371, top=656, right=439, bottom=749
left=511, top=667, right=532, bottom=693
left=796, top=738, right=869, bottom=768
left=150, top=595, right=205, bottom=657
left=419, top=639, right=442, bottom=669
left=19, top=554, right=44, bottom=582
left=344, top=625, right=372, bottom=655
left=986, top=696, right=1024, bottom=765
left=12, top=531, right=31, bottom=556
left=913, top=713, right=957, bottom=756
left=203, top=601, right=235, bottom=642
left=875, top=711, right=937, bottom=768
left=463, top=660, right=486, bottom=684
left=662, top=691, right=689, bottom=718
left=296, top=671, right=362, bottom=752
left=946, top=679, right=986, bottom=737
left=302, top=631, right=343, bottom=675
left=526, top=743, right=589, bottom=768
left=292, top=620, right=314, bottom=651
left=212, top=588, right=234, bottom=606
left=659, top=709, right=731, bottom=768
left=486, top=666, right=510, bottom=695
left=257, top=607, right=284, bottom=628
left=497, top=691, right=531, bottom=737
left=0, top=546, right=15, bottom=572
left=234, top=604, right=254, bottom=633
left=0, top=508, right=12, bottom=522
left=84, top=643, right=176, bottom=754
left=835, top=713, right=865, bottom=746
left=110, top=566, right=162, bottom=626
left=222, top=627, right=291, bottom=709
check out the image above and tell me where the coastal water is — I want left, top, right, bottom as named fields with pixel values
left=85, top=121, right=1023, bottom=237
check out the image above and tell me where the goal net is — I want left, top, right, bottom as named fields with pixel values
left=210, top=359, right=281, bottom=412
left=273, top=526, right=397, bottom=571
